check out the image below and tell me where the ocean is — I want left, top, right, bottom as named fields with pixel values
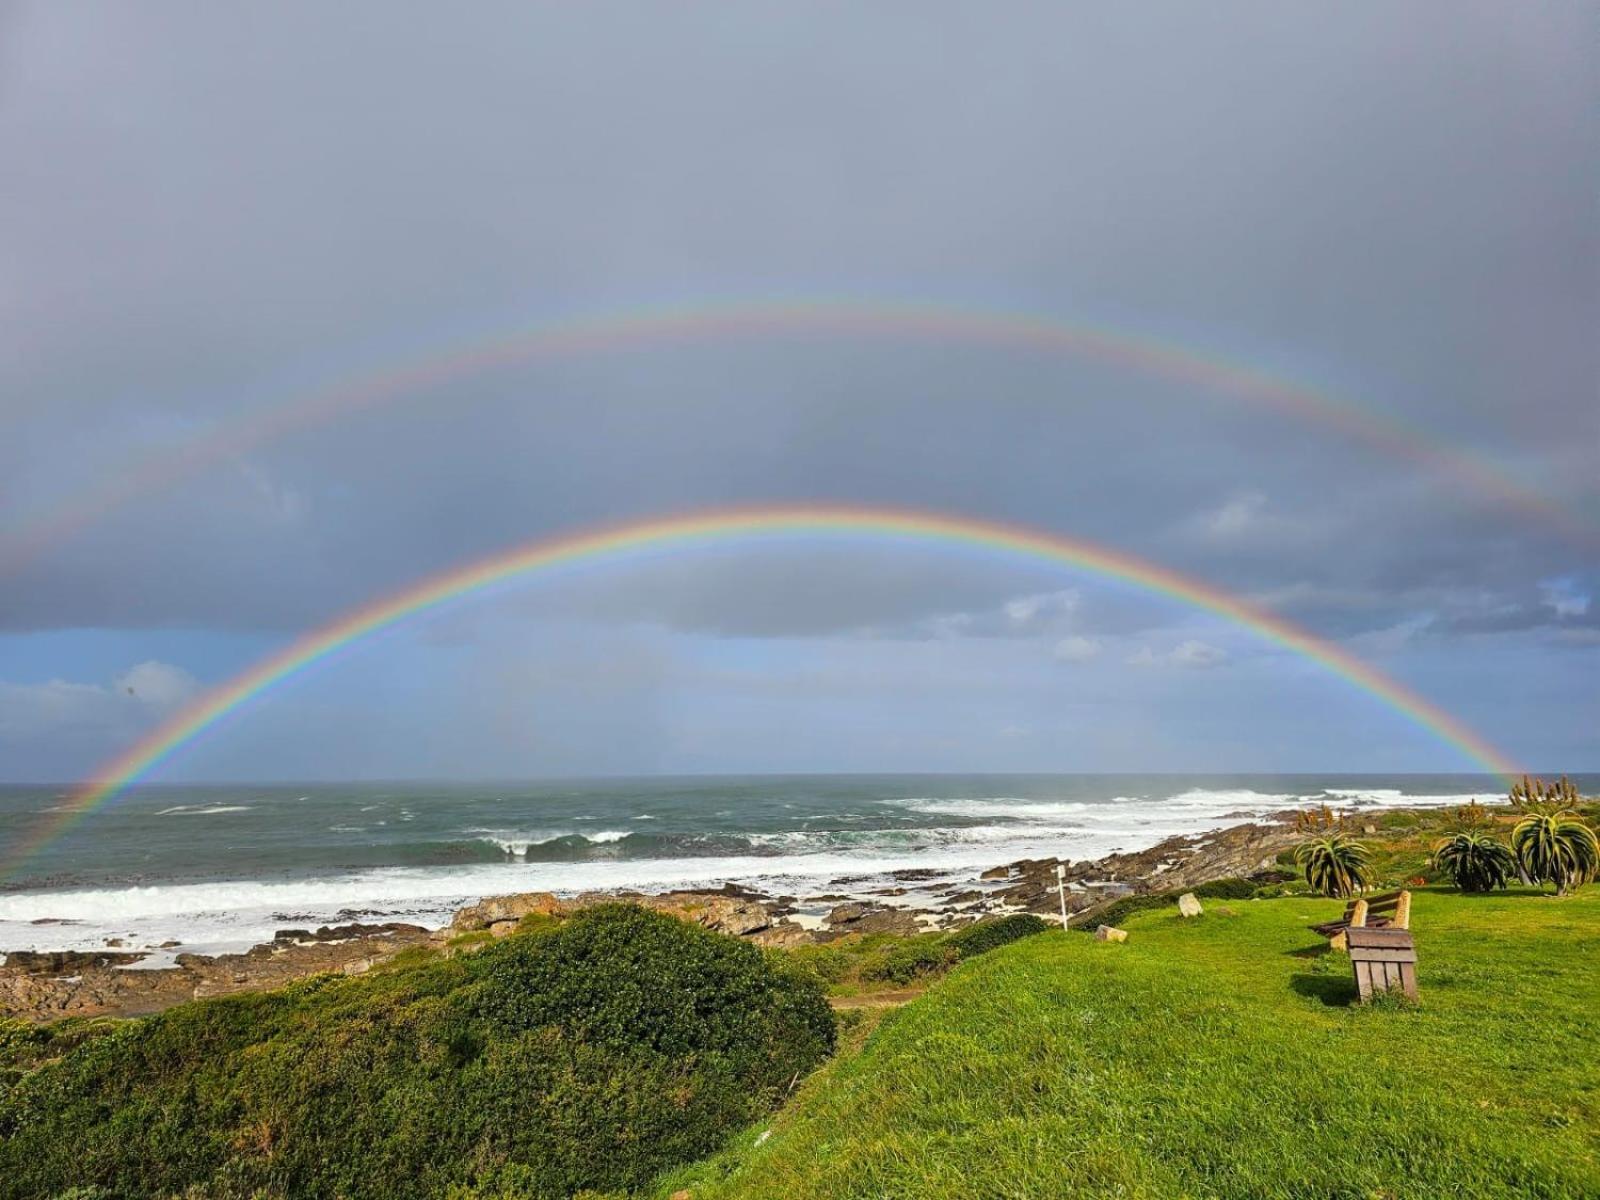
left=0, top=773, right=1570, bottom=956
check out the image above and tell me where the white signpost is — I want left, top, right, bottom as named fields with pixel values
left=1055, top=863, right=1069, bottom=931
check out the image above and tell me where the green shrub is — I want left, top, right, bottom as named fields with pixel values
left=945, top=913, right=1051, bottom=959
left=1075, top=891, right=1174, bottom=931
left=859, top=937, right=957, bottom=985
left=1295, top=835, right=1374, bottom=898
left=0, top=904, right=834, bottom=1200
left=785, top=943, right=854, bottom=986
left=1432, top=831, right=1516, bottom=893
left=1380, top=811, right=1421, bottom=830
left=1192, top=877, right=1257, bottom=900
left=1064, top=878, right=1265, bottom=933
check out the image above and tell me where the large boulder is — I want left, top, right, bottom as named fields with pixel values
left=1094, top=925, right=1129, bottom=943
left=1177, top=892, right=1204, bottom=918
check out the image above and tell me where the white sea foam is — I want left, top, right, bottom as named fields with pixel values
left=467, top=828, right=633, bottom=856
left=154, top=804, right=253, bottom=816
left=887, top=797, right=1092, bottom=820
left=1164, top=789, right=1293, bottom=809
left=1322, top=788, right=1500, bottom=808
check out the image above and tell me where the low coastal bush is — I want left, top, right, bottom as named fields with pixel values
left=0, top=904, right=834, bottom=1200
left=1191, top=877, right=1258, bottom=900
left=792, top=914, right=1052, bottom=994
left=859, top=938, right=958, bottom=985
left=945, top=912, right=1050, bottom=958
left=1074, top=878, right=1260, bottom=931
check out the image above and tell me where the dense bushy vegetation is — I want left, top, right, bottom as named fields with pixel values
left=787, top=912, right=1053, bottom=991
left=945, top=912, right=1050, bottom=958
left=0, top=905, right=834, bottom=1200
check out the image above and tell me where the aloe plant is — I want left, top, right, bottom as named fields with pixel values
left=1508, top=774, right=1582, bottom=815
left=1432, top=831, right=1516, bottom=893
left=1295, top=835, right=1372, bottom=898
left=1512, top=811, right=1599, bottom=896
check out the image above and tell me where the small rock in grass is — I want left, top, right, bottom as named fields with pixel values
left=1177, top=893, right=1203, bottom=918
left=1094, top=925, right=1128, bottom=943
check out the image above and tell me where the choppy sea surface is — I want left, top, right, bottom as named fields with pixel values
left=1, top=774, right=1573, bottom=955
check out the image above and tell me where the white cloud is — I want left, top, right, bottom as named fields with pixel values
left=1169, top=639, right=1227, bottom=668
left=1540, top=578, right=1590, bottom=618
left=1052, top=635, right=1102, bottom=662
left=1192, top=490, right=1276, bottom=541
left=908, top=589, right=1086, bottom=641
left=117, top=660, right=200, bottom=707
left=1344, top=615, right=1433, bottom=658
left=1128, top=640, right=1227, bottom=669
left=1004, top=589, right=1080, bottom=629
left=0, top=661, right=198, bottom=740
left=237, top=462, right=311, bottom=526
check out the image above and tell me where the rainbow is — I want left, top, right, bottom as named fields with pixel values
left=5, top=504, right=1518, bottom=879
left=3, top=299, right=1592, bottom=577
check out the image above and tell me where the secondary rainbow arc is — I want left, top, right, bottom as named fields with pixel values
left=3, top=504, right=1519, bottom=880
left=3, top=299, right=1591, bottom=578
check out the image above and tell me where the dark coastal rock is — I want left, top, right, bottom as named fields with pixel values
left=992, top=819, right=1300, bottom=921
left=3, top=950, right=146, bottom=975
left=887, top=868, right=944, bottom=882
left=819, top=903, right=922, bottom=939
left=0, top=923, right=437, bottom=1023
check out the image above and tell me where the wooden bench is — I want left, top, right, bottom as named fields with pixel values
left=1311, top=889, right=1410, bottom=952
left=1345, top=926, right=1418, bottom=1001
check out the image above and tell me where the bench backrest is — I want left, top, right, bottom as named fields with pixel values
left=1338, top=889, right=1410, bottom=930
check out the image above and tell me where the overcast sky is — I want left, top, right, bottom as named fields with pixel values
left=2, top=2, right=1595, bottom=780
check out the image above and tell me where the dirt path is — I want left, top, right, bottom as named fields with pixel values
left=830, top=988, right=924, bottom=1009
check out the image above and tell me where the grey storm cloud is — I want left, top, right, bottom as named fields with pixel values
left=1, top=1, right=1594, bottom=654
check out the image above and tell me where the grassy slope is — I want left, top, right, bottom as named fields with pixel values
left=651, top=889, right=1600, bottom=1200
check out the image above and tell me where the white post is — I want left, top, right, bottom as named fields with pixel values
left=1055, top=863, right=1069, bottom=931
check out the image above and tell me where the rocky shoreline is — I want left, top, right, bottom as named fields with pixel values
left=1, top=812, right=1304, bottom=1023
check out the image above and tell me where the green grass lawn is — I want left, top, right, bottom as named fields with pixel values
left=650, top=889, right=1600, bottom=1200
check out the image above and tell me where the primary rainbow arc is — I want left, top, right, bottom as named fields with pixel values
left=5, top=505, right=1519, bottom=879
